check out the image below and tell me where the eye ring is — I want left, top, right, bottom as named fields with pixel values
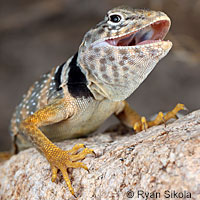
left=109, top=14, right=122, bottom=23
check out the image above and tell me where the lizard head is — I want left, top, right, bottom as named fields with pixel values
left=78, top=6, right=172, bottom=101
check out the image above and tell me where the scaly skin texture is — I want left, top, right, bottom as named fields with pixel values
left=5, top=6, right=185, bottom=196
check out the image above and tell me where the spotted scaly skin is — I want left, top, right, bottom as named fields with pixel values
left=5, top=6, right=185, bottom=196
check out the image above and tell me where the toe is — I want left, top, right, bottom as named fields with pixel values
left=51, top=165, right=58, bottom=182
left=141, top=116, right=148, bottom=131
left=60, top=167, right=75, bottom=196
left=69, top=143, right=87, bottom=155
left=133, top=122, right=141, bottom=132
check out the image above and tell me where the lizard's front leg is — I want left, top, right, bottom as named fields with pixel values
left=19, top=98, right=94, bottom=196
left=116, top=101, right=186, bottom=132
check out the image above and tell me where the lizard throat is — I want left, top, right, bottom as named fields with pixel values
left=105, top=20, right=170, bottom=47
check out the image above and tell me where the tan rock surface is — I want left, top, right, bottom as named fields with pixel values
left=0, top=110, right=200, bottom=200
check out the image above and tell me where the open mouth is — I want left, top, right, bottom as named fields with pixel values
left=106, top=20, right=170, bottom=47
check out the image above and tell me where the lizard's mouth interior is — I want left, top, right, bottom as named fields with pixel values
left=106, top=20, right=170, bottom=46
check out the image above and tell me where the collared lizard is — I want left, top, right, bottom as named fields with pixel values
left=3, top=6, right=185, bottom=196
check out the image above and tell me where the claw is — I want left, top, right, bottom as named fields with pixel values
left=86, top=168, right=90, bottom=173
left=82, top=165, right=89, bottom=172
left=73, top=143, right=86, bottom=149
left=92, top=150, right=96, bottom=158
left=182, top=104, right=188, bottom=111
left=173, top=103, right=187, bottom=113
left=132, top=104, right=187, bottom=133
left=73, top=194, right=77, bottom=198
left=46, top=144, right=95, bottom=196
left=85, top=148, right=95, bottom=155
left=68, top=143, right=87, bottom=155
left=184, top=106, right=188, bottom=111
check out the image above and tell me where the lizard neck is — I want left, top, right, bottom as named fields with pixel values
left=67, top=53, right=94, bottom=99
left=53, top=53, right=95, bottom=100
left=71, top=53, right=107, bottom=101
left=77, top=47, right=161, bottom=102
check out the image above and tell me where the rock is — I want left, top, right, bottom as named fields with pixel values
left=0, top=110, right=200, bottom=200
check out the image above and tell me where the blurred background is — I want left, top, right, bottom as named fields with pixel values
left=0, top=0, right=200, bottom=151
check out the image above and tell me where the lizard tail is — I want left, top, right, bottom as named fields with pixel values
left=0, top=152, right=12, bottom=162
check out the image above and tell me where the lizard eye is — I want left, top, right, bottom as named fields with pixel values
left=109, top=14, right=122, bottom=23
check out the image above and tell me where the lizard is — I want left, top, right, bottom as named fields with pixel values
left=2, top=5, right=185, bottom=196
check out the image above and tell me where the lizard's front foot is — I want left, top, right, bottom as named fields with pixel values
left=133, top=103, right=186, bottom=132
left=45, top=144, right=95, bottom=196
